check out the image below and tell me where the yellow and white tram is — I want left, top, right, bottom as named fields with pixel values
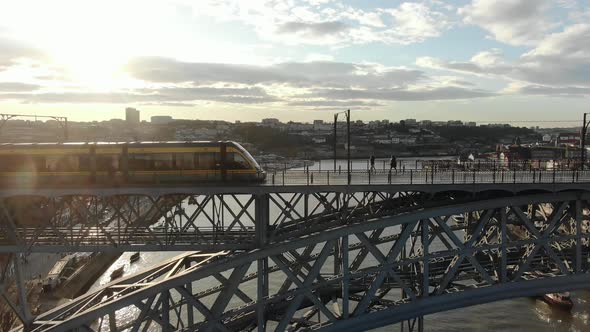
left=0, top=141, right=265, bottom=187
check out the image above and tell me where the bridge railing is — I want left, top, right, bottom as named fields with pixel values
left=265, top=169, right=590, bottom=186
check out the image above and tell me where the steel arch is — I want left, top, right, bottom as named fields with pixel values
left=23, top=192, right=590, bottom=331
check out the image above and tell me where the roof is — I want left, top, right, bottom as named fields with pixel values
left=0, top=141, right=241, bottom=150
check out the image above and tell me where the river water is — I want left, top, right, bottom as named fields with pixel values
left=86, top=158, right=590, bottom=331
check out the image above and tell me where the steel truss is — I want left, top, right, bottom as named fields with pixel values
left=10, top=192, right=590, bottom=332
left=0, top=190, right=465, bottom=253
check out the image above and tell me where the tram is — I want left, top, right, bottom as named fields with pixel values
left=0, top=141, right=266, bottom=187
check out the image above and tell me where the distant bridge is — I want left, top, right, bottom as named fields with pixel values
left=1, top=168, right=590, bottom=331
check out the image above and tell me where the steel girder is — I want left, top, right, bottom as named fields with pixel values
left=0, top=191, right=461, bottom=253
left=14, top=192, right=590, bottom=332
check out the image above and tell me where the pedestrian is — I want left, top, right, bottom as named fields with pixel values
left=370, top=155, right=376, bottom=172
left=389, top=155, right=397, bottom=172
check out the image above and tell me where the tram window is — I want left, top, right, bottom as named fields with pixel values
left=97, top=155, right=120, bottom=172
left=153, top=154, right=173, bottom=170
left=78, top=156, right=91, bottom=171
left=195, top=152, right=220, bottom=170
left=175, top=153, right=194, bottom=170
left=0, top=155, right=36, bottom=172
left=46, top=155, right=80, bottom=172
left=128, top=154, right=151, bottom=171
left=228, top=152, right=250, bottom=169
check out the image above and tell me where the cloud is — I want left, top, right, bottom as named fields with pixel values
left=416, top=24, right=590, bottom=87
left=381, top=2, right=451, bottom=44
left=0, top=37, right=45, bottom=69
left=459, top=0, right=553, bottom=46
left=125, top=56, right=425, bottom=89
left=188, top=1, right=451, bottom=46
left=508, top=84, right=590, bottom=96
left=276, top=21, right=348, bottom=36
left=0, top=82, right=39, bottom=92
left=288, top=100, right=383, bottom=107
left=0, top=86, right=279, bottom=104
left=303, top=86, right=496, bottom=101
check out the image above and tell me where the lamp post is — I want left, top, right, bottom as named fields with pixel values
left=333, top=113, right=338, bottom=172
left=581, top=113, right=590, bottom=170
left=333, top=110, right=351, bottom=183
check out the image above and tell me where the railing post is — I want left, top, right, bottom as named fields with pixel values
left=472, top=169, right=475, bottom=184
left=327, top=171, right=330, bottom=185
left=307, top=171, right=309, bottom=185
left=410, top=169, right=413, bottom=184
left=513, top=170, right=516, bottom=184
left=282, top=170, right=285, bottom=185
left=368, top=169, right=371, bottom=184
left=452, top=169, right=455, bottom=184
left=572, top=169, right=576, bottom=183
left=553, top=167, right=556, bottom=184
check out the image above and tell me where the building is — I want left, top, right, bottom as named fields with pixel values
left=542, top=134, right=552, bottom=143
left=151, top=115, right=173, bottom=124
left=125, top=108, right=140, bottom=126
left=261, top=118, right=280, bottom=126
left=466, top=122, right=477, bottom=127
left=404, top=119, right=417, bottom=125
left=557, top=132, right=580, bottom=146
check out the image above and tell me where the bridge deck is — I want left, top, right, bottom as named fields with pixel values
left=0, top=169, right=589, bottom=196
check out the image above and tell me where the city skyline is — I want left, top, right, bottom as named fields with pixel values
left=0, top=0, right=589, bottom=124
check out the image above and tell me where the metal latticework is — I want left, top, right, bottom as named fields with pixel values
left=3, top=190, right=589, bottom=332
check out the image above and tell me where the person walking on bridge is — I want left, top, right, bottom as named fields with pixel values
left=370, top=155, right=376, bottom=172
left=389, top=155, right=397, bottom=172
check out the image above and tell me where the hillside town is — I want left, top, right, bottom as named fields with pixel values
left=0, top=108, right=585, bottom=164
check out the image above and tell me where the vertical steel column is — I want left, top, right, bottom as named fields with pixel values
left=341, top=235, right=349, bottom=319
left=185, top=262, right=195, bottom=327
left=500, top=208, right=508, bottom=282
left=421, top=220, right=429, bottom=298
left=575, top=199, right=583, bottom=273
left=161, top=290, right=170, bottom=332
left=13, top=254, right=32, bottom=330
left=581, top=113, right=587, bottom=170
left=255, top=194, right=269, bottom=331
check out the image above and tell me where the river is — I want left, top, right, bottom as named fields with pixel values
left=86, top=158, right=590, bottom=331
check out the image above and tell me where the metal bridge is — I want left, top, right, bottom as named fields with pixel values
left=2, top=168, right=590, bottom=331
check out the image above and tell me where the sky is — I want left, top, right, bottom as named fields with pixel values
left=0, top=0, right=589, bottom=125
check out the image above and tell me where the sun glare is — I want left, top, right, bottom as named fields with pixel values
left=0, top=0, right=175, bottom=89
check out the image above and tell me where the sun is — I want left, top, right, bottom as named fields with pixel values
left=0, top=0, right=174, bottom=90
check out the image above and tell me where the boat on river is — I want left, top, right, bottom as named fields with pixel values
left=130, top=253, right=140, bottom=264
left=540, top=292, right=573, bottom=310
left=110, top=266, right=124, bottom=281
